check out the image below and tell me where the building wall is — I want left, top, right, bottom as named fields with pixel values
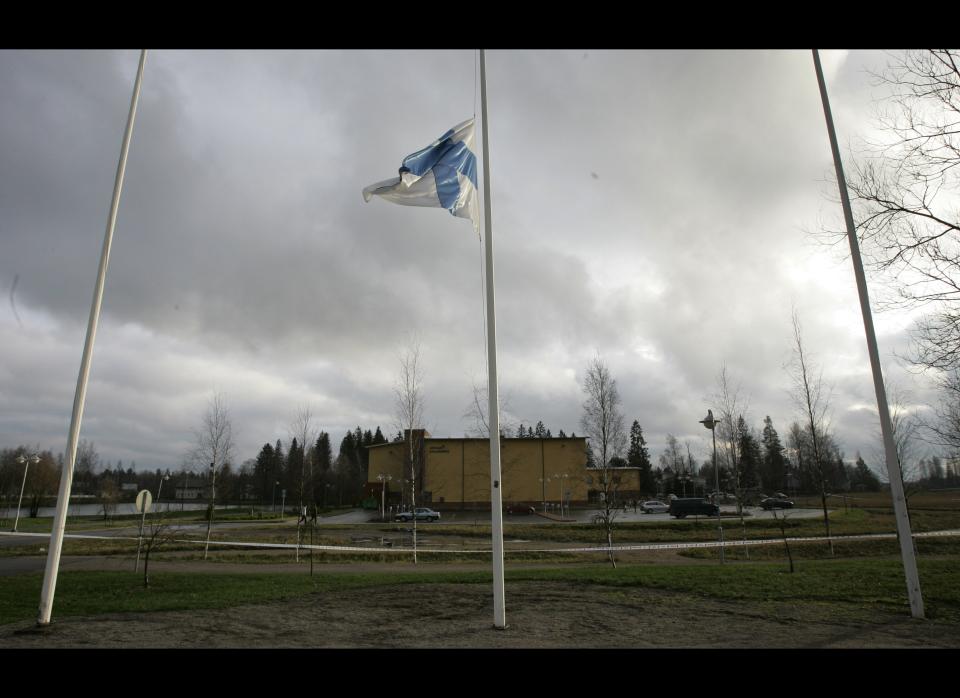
left=368, top=437, right=592, bottom=508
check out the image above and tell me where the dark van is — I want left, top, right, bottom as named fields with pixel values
left=668, top=498, right=719, bottom=518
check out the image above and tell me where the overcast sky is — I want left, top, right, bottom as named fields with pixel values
left=0, top=49, right=942, bottom=474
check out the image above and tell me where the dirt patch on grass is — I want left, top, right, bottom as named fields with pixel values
left=1, top=576, right=956, bottom=649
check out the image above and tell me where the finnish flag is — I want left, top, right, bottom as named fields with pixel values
left=362, top=118, right=480, bottom=233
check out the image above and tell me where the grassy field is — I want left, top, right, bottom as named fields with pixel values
left=2, top=555, right=959, bottom=627
left=3, top=498, right=959, bottom=563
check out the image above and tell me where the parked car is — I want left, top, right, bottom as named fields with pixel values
left=394, top=507, right=441, bottom=522
left=760, top=497, right=794, bottom=510
left=668, top=498, right=719, bottom=518
left=506, top=503, right=536, bottom=515
left=640, top=500, right=669, bottom=514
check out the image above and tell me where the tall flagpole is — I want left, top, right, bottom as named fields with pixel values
left=38, top=49, right=147, bottom=626
left=479, top=48, right=507, bottom=629
left=812, top=49, right=924, bottom=618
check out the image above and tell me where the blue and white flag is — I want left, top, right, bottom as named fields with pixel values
left=363, top=118, right=479, bottom=233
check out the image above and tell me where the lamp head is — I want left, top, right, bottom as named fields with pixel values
left=700, top=409, right=716, bottom=430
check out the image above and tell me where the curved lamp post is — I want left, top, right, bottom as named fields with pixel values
left=14, top=454, right=40, bottom=532
left=156, top=473, right=170, bottom=509
left=699, top=410, right=725, bottom=564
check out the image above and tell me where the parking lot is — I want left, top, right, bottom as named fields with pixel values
left=332, top=505, right=828, bottom=525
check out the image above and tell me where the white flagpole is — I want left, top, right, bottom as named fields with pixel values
left=37, top=49, right=147, bottom=626
left=479, top=48, right=507, bottom=629
left=812, top=49, right=924, bottom=618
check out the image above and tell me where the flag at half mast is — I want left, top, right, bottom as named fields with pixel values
left=362, top=118, right=479, bottom=232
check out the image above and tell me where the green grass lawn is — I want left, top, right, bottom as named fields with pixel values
left=1, top=555, right=958, bottom=626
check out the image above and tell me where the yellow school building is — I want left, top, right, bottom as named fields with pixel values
left=366, top=431, right=644, bottom=510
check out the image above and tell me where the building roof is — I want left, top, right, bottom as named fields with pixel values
left=366, top=436, right=587, bottom=450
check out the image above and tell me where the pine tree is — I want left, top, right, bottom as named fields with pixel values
left=736, top=416, right=761, bottom=491
left=534, top=421, right=547, bottom=438
left=760, top=416, right=787, bottom=492
left=858, top=456, right=880, bottom=491
left=558, top=429, right=567, bottom=438
left=254, top=442, right=275, bottom=503
left=627, top=420, right=654, bottom=494
left=273, top=439, right=286, bottom=501
left=314, top=432, right=332, bottom=504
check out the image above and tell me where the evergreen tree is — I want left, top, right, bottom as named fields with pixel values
left=372, top=426, right=387, bottom=445
left=338, top=430, right=365, bottom=505
left=254, top=442, right=275, bottom=503
left=558, top=429, right=567, bottom=438
left=313, top=431, right=332, bottom=505
left=627, top=420, right=654, bottom=494
left=852, top=454, right=881, bottom=491
left=287, top=437, right=303, bottom=506
left=534, top=421, right=547, bottom=438
left=516, top=424, right=526, bottom=439
left=736, top=416, right=761, bottom=491
left=273, top=439, right=286, bottom=501
left=834, top=454, right=850, bottom=492
left=360, top=428, right=374, bottom=474
left=760, top=416, right=787, bottom=492
left=585, top=441, right=596, bottom=468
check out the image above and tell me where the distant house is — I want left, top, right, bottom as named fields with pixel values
left=174, top=486, right=205, bottom=500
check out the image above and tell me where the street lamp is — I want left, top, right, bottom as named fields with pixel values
left=377, top=473, right=393, bottom=521
left=156, top=474, right=170, bottom=510
left=13, top=454, right=40, bottom=532
left=699, top=409, right=725, bottom=564
left=272, top=480, right=280, bottom=514
left=538, top=477, right=547, bottom=511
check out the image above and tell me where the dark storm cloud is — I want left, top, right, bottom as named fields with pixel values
left=0, top=49, right=941, bottom=472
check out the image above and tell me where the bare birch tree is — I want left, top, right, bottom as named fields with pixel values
left=788, top=311, right=835, bottom=555
left=875, top=386, right=928, bottom=502
left=289, top=404, right=317, bottom=562
left=712, top=365, right=751, bottom=557
left=924, top=369, right=960, bottom=453
left=580, top=355, right=626, bottom=568
left=463, top=379, right=520, bottom=438
left=193, top=392, right=234, bottom=560
left=835, top=50, right=960, bottom=372
left=394, top=338, right=425, bottom=564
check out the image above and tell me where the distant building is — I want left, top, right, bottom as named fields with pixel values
left=174, top=486, right=205, bottom=500
left=367, top=430, right=645, bottom=510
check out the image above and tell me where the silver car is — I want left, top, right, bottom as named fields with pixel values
left=394, top=507, right=441, bottom=522
left=641, top=500, right=669, bottom=514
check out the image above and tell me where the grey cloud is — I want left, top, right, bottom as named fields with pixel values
left=0, top=49, right=945, bottom=472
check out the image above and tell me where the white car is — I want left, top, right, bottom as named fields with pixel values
left=394, top=507, right=441, bottom=522
left=640, top=500, right=669, bottom=514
